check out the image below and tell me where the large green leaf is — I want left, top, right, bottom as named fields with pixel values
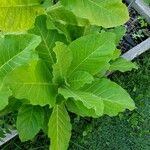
left=68, top=71, right=94, bottom=90
left=29, top=15, right=67, bottom=67
left=0, top=34, right=41, bottom=108
left=60, top=0, right=129, bottom=28
left=83, top=78, right=135, bottom=116
left=52, top=42, right=72, bottom=84
left=110, top=58, right=138, bottom=72
left=17, top=104, right=44, bottom=141
left=67, top=32, right=116, bottom=76
left=5, top=60, right=57, bottom=107
left=66, top=99, right=98, bottom=118
left=48, top=104, right=72, bottom=150
left=0, top=34, right=41, bottom=85
left=59, top=87, right=104, bottom=116
left=0, top=0, right=45, bottom=32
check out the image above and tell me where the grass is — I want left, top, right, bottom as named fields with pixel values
left=1, top=51, right=150, bottom=150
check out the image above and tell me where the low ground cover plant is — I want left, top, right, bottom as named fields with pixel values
left=145, top=0, right=150, bottom=5
left=0, top=0, right=137, bottom=150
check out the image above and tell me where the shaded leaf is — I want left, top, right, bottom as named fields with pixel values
left=17, top=104, right=44, bottom=141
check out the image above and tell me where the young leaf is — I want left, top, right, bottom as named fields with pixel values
left=82, top=78, right=135, bottom=116
left=67, top=32, right=116, bottom=76
left=68, top=71, right=94, bottom=90
left=48, top=104, right=72, bottom=150
left=5, top=60, right=57, bottom=107
left=60, top=0, right=129, bottom=28
left=17, top=104, right=44, bottom=141
left=0, top=0, right=45, bottom=32
left=29, top=15, right=67, bottom=67
left=52, top=42, right=72, bottom=84
left=0, top=34, right=41, bottom=102
left=59, top=88, right=104, bottom=116
left=66, top=99, right=98, bottom=118
left=110, top=57, right=138, bottom=72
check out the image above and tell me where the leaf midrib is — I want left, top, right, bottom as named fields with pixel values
left=69, top=40, right=108, bottom=76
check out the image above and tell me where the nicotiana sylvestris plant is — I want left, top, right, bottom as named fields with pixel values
left=0, top=0, right=137, bottom=150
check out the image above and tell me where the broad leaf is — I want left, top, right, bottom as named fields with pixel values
left=17, top=105, right=44, bottom=141
left=59, top=87, right=104, bottom=116
left=66, top=99, right=98, bottom=118
left=0, top=0, right=45, bottom=32
left=67, top=32, right=116, bottom=76
left=83, top=78, right=135, bottom=116
left=5, top=60, right=57, bottom=107
left=68, top=71, right=94, bottom=90
left=0, top=34, right=36, bottom=110
left=29, top=15, right=67, bottom=67
left=48, top=104, right=72, bottom=150
left=60, top=0, right=129, bottom=28
left=53, top=42, right=72, bottom=84
left=110, top=58, right=138, bottom=72
left=0, top=34, right=41, bottom=86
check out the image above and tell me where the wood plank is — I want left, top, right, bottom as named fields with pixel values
left=126, top=0, right=150, bottom=24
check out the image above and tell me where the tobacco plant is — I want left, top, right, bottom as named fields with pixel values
left=0, top=0, right=137, bottom=150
